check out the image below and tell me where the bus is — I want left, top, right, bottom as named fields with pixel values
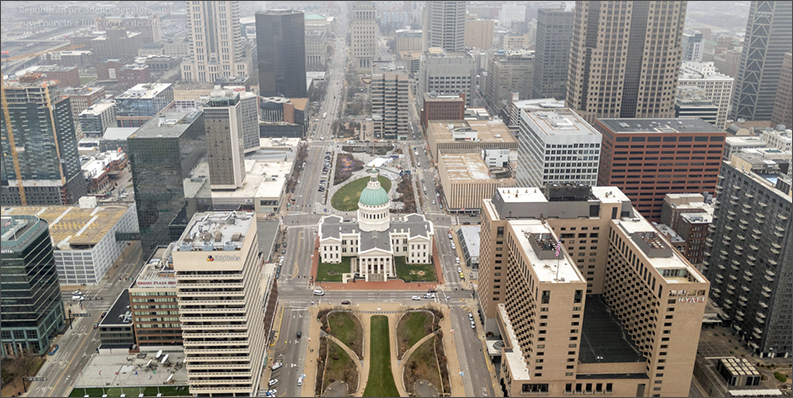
left=323, top=112, right=327, bottom=119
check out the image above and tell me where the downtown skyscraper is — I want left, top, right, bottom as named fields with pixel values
left=256, top=10, right=307, bottom=97
left=732, top=1, right=792, bottom=121
left=532, top=8, right=574, bottom=100
left=181, top=1, right=252, bottom=83
left=566, top=1, right=687, bottom=124
left=422, top=1, right=466, bottom=52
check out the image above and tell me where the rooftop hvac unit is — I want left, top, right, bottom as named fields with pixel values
left=179, top=243, right=192, bottom=252
left=202, top=242, right=214, bottom=251
left=223, top=241, right=236, bottom=251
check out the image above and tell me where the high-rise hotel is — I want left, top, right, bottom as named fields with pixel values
left=174, top=211, right=265, bottom=396
left=478, top=185, right=709, bottom=397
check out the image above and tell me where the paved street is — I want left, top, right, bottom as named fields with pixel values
left=26, top=242, right=145, bottom=398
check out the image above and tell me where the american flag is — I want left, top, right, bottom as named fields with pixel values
left=555, top=241, right=562, bottom=257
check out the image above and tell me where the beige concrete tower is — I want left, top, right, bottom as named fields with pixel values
left=566, top=1, right=687, bottom=124
left=351, top=2, right=378, bottom=70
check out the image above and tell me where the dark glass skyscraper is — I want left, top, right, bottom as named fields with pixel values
left=1, top=215, right=65, bottom=358
left=128, top=104, right=211, bottom=252
left=732, top=1, right=793, bottom=121
left=532, top=8, right=574, bottom=100
left=1, top=77, right=87, bottom=205
left=256, top=10, right=307, bottom=98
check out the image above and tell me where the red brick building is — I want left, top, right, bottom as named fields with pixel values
left=37, top=65, right=80, bottom=88
left=96, top=60, right=124, bottom=81
left=677, top=212, right=711, bottom=265
left=595, top=118, right=726, bottom=221
left=118, top=64, right=152, bottom=89
left=421, top=92, right=465, bottom=131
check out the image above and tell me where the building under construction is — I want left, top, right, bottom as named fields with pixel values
left=1, top=74, right=87, bottom=205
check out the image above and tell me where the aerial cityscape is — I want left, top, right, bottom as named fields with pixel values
left=0, top=1, right=791, bottom=398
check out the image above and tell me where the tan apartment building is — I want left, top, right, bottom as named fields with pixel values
left=426, top=119, right=518, bottom=160
left=479, top=185, right=709, bottom=397
left=396, top=29, right=422, bottom=52
left=567, top=1, right=686, bottom=124
left=129, top=244, right=182, bottom=349
left=465, top=18, right=494, bottom=50
left=437, top=152, right=515, bottom=211
left=174, top=211, right=265, bottom=397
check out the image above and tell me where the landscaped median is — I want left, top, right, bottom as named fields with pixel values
left=362, top=316, right=400, bottom=397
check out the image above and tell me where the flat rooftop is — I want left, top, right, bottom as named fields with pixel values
left=102, top=127, right=139, bottom=141
left=423, top=92, right=464, bottom=102
left=509, top=219, right=583, bottom=283
left=681, top=212, right=713, bottom=224
left=211, top=160, right=292, bottom=202
left=440, top=153, right=501, bottom=182
left=495, top=186, right=631, bottom=205
left=174, top=211, right=255, bottom=252
left=522, top=109, right=600, bottom=138
left=74, top=351, right=188, bottom=389
left=102, top=288, right=131, bottom=326
left=129, top=104, right=202, bottom=139
left=512, top=98, right=565, bottom=110
left=428, top=120, right=517, bottom=144
left=3, top=205, right=132, bottom=250
left=459, top=225, right=481, bottom=257
left=614, top=217, right=708, bottom=283
left=1, top=215, right=47, bottom=250
left=117, top=83, right=172, bottom=100
left=580, top=295, right=645, bottom=363
left=134, top=244, right=176, bottom=288
left=80, top=101, right=115, bottom=115
left=597, top=118, right=723, bottom=134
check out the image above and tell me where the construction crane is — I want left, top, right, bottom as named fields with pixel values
left=1, top=44, right=85, bottom=205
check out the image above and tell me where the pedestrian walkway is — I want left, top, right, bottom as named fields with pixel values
left=318, top=279, right=439, bottom=291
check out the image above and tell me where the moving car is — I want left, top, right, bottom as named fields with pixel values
left=341, top=300, right=351, bottom=305
left=411, top=296, right=421, bottom=301
left=423, top=293, right=435, bottom=299
left=296, top=331, right=302, bottom=338
left=313, top=289, right=325, bottom=296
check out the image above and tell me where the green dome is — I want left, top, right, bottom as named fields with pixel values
left=359, top=185, right=389, bottom=206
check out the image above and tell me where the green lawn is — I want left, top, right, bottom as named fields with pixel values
left=69, top=386, right=190, bottom=397
left=328, top=312, right=363, bottom=358
left=331, top=176, right=392, bottom=211
left=394, top=257, right=437, bottom=282
left=404, top=337, right=443, bottom=394
left=397, top=312, right=431, bottom=357
left=317, top=257, right=352, bottom=282
left=323, top=340, right=358, bottom=394
left=362, top=316, right=400, bottom=397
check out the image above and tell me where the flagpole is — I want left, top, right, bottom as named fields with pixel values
left=99, top=371, right=105, bottom=396
left=136, top=370, right=141, bottom=397
left=80, top=372, right=86, bottom=397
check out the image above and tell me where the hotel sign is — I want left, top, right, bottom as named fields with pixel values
left=678, top=297, right=705, bottom=304
left=207, top=255, right=240, bottom=262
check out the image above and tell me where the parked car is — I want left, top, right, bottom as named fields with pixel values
left=457, top=266, right=462, bottom=273
left=266, top=389, right=277, bottom=397
left=268, top=379, right=278, bottom=387
left=341, top=300, right=351, bottom=305
left=272, top=362, right=283, bottom=371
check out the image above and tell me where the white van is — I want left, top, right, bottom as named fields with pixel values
left=313, top=289, right=325, bottom=296
left=297, top=377, right=303, bottom=386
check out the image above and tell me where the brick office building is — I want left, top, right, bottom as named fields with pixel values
left=595, top=118, right=726, bottom=221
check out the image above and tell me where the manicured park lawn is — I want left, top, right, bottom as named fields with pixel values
left=331, top=176, right=391, bottom=211
left=394, top=257, right=437, bottom=282
left=317, top=258, right=351, bottom=282
left=397, top=311, right=432, bottom=357
left=69, top=386, right=190, bottom=397
left=327, top=312, right=364, bottom=358
left=362, top=316, right=400, bottom=397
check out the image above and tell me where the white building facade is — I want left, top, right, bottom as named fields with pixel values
left=318, top=169, right=434, bottom=282
left=516, top=108, right=601, bottom=188
left=679, top=61, right=735, bottom=129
